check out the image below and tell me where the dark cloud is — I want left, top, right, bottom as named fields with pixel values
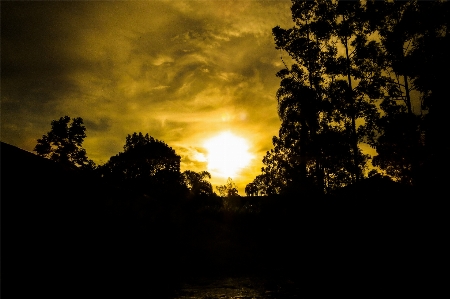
left=2, top=2, right=87, bottom=103
left=84, top=118, right=112, bottom=133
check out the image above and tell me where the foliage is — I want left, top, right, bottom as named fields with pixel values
left=246, top=175, right=269, bottom=197
left=244, top=182, right=258, bottom=196
left=366, top=0, right=419, bottom=114
left=216, top=177, right=239, bottom=197
left=246, top=0, right=449, bottom=194
left=365, top=0, right=449, bottom=185
left=260, top=0, right=385, bottom=195
left=327, top=0, right=385, bottom=182
left=34, top=116, right=95, bottom=170
left=371, top=100, right=425, bottom=185
left=99, top=132, right=182, bottom=196
left=182, top=170, right=214, bottom=197
left=406, top=0, right=450, bottom=186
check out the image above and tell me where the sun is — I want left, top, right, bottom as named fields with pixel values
left=204, top=131, right=253, bottom=178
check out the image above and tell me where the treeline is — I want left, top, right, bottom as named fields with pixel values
left=33, top=116, right=243, bottom=201
left=246, top=0, right=449, bottom=196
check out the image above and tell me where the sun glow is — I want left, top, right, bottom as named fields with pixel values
left=204, top=131, right=253, bottom=178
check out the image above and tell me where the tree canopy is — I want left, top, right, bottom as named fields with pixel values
left=99, top=132, right=182, bottom=196
left=182, top=170, right=214, bottom=197
left=34, top=116, right=95, bottom=170
left=248, top=0, right=449, bottom=195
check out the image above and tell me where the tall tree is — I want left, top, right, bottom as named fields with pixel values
left=366, top=0, right=449, bottom=186
left=365, top=0, right=421, bottom=185
left=272, top=0, right=336, bottom=192
left=34, top=116, right=95, bottom=170
left=408, top=0, right=450, bottom=187
left=366, top=0, right=419, bottom=115
left=268, top=0, right=383, bottom=194
left=326, top=0, right=384, bottom=182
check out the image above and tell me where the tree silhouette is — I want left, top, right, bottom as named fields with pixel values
left=266, top=0, right=384, bottom=194
left=274, top=68, right=320, bottom=192
left=245, top=182, right=258, bottom=197
left=407, top=0, right=450, bottom=187
left=246, top=174, right=269, bottom=196
left=34, top=116, right=95, bottom=170
left=365, top=0, right=449, bottom=186
left=272, top=1, right=333, bottom=193
left=403, top=0, right=448, bottom=116
left=366, top=0, right=419, bottom=115
left=273, top=0, right=348, bottom=191
left=99, top=132, right=182, bottom=196
left=216, top=177, right=239, bottom=197
left=327, top=0, right=385, bottom=182
left=371, top=100, right=425, bottom=184
left=182, top=170, right=214, bottom=197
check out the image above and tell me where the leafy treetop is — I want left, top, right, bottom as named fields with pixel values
left=34, top=116, right=94, bottom=170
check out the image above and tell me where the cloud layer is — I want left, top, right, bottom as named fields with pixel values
left=1, top=0, right=294, bottom=192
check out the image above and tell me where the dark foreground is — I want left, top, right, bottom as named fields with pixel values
left=2, top=142, right=446, bottom=298
left=171, top=276, right=304, bottom=298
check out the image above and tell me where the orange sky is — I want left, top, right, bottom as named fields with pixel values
left=1, top=1, right=298, bottom=193
left=2, top=1, right=392, bottom=193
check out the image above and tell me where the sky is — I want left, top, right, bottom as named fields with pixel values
left=1, top=0, right=298, bottom=193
